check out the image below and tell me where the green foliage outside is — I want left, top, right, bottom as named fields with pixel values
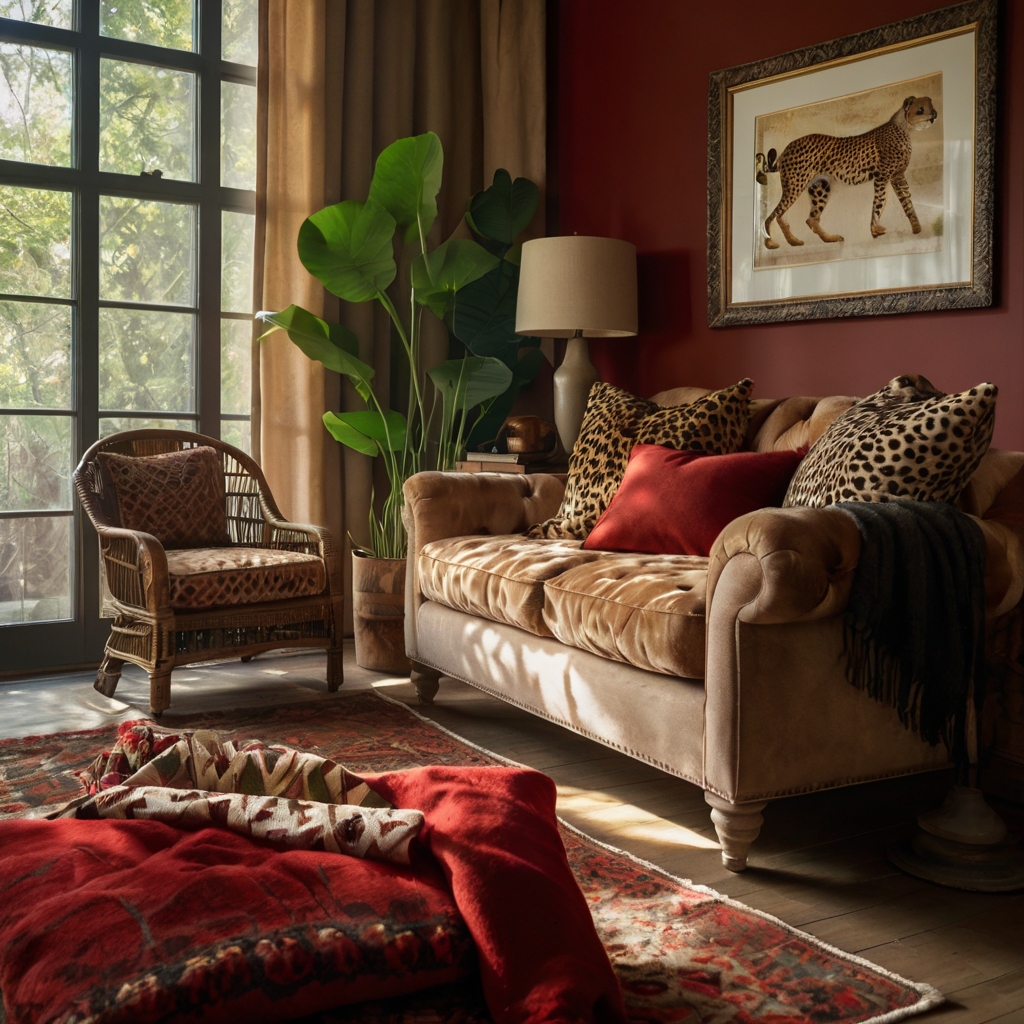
left=260, top=133, right=541, bottom=559
left=0, top=1, right=259, bottom=619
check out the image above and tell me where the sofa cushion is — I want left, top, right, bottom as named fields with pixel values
left=784, top=374, right=997, bottom=507
left=529, top=379, right=753, bottom=541
left=165, top=547, right=326, bottom=609
left=417, top=535, right=601, bottom=637
left=543, top=554, right=709, bottom=679
left=97, top=446, right=231, bottom=549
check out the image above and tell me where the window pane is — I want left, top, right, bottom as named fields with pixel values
left=0, top=514, right=71, bottom=624
left=0, top=301, right=71, bottom=410
left=100, top=0, right=194, bottom=52
left=0, top=1, right=73, bottom=29
left=222, top=0, right=257, bottom=66
left=221, top=211, right=254, bottom=313
left=220, top=419, right=250, bottom=454
left=0, top=186, right=72, bottom=299
left=99, top=308, right=194, bottom=413
left=99, top=60, right=196, bottom=181
left=100, top=416, right=195, bottom=437
left=0, top=43, right=72, bottom=167
left=221, top=81, right=256, bottom=189
left=0, top=413, right=71, bottom=511
left=220, top=318, right=250, bottom=416
left=99, top=196, right=196, bottom=307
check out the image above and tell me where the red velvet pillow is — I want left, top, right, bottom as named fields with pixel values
left=583, top=444, right=805, bottom=557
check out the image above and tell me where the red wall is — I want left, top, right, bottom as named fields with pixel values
left=558, top=0, right=1024, bottom=449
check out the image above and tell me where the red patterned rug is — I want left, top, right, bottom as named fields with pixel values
left=0, top=691, right=942, bottom=1024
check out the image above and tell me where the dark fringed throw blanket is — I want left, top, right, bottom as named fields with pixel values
left=836, top=500, right=987, bottom=776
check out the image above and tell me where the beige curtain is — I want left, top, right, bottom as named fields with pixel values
left=254, top=0, right=547, bottom=632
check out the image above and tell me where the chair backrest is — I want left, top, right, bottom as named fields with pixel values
left=73, top=429, right=283, bottom=546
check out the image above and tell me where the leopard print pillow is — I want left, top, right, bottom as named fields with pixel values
left=783, top=374, right=997, bottom=508
left=529, top=379, right=754, bottom=540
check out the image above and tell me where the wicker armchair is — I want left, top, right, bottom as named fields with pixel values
left=73, top=430, right=343, bottom=715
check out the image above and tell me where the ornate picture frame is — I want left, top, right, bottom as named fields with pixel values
left=707, top=0, right=997, bottom=328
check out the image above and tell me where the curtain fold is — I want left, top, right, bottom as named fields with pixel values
left=254, top=0, right=547, bottom=631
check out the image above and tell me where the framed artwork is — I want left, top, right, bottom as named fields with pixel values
left=707, top=0, right=997, bottom=327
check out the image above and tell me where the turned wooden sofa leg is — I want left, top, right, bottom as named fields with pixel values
left=410, top=661, right=441, bottom=704
left=94, top=654, right=124, bottom=698
left=326, top=647, right=344, bottom=692
left=704, top=793, right=769, bottom=872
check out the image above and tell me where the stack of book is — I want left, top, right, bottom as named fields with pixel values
left=455, top=451, right=567, bottom=474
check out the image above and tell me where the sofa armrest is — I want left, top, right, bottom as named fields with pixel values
left=709, top=505, right=1024, bottom=623
left=403, top=471, right=566, bottom=547
left=708, top=507, right=862, bottom=625
left=402, top=471, right=566, bottom=660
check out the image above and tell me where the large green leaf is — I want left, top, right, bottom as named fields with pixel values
left=465, top=169, right=539, bottom=246
left=324, top=409, right=406, bottom=453
left=297, top=200, right=396, bottom=302
left=323, top=412, right=376, bottom=456
left=258, top=305, right=374, bottom=403
left=429, top=356, right=513, bottom=411
left=411, top=240, right=500, bottom=319
left=368, top=133, right=443, bottom=244
left=452, top=259, right=525, bottom=357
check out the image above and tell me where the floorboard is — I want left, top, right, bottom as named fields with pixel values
left=2, top=645, right=1023, bottom=1022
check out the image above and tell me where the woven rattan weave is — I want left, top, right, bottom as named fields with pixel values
left=73, top=430, right=343, bottom=714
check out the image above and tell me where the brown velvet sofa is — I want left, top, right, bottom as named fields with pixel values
left=402, top=388, right=1024, bottom=871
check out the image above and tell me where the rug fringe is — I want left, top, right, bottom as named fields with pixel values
left=376, top=691, right=946, bottom=1021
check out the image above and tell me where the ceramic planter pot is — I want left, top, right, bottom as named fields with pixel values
left=351, top=551, right=411, bottom=674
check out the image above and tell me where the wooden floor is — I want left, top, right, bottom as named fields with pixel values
left=2, top=644, right=1023, bottom=1022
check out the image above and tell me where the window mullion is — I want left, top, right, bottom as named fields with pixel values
left=76, top=1, right=105, bottom=650
left=196, top=3, right=222, bottom=439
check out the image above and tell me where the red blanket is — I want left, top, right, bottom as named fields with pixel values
left=0, top=765, right=624, bottom=1024
left=370, top=766, right=625, bottom=1024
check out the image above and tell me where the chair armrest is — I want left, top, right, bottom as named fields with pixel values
left=708, top=507, right=862, bottom=625
left=96, top=526, right=170, bottom=615
left=264, top=519, right=343, bottom=596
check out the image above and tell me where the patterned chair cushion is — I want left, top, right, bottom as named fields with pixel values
left=165, top=547, right=327, bottom=609
left=97, top=446, right=231, bottom=549
left=529, top=379, right=753, bottom=541
left=784, top=374, right=997, bottom=507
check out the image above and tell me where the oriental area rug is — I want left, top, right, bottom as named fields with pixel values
left=0, top=691, right=942, bottom=1024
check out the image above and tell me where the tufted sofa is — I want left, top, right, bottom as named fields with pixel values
left=402, top=387, right=1024, bottom=870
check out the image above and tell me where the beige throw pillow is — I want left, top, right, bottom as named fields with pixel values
left=529, top=379, right=754, bottom=540
left=783, top=374, right=997, bottom=508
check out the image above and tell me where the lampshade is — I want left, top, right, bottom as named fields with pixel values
left=516, top=236, right=638, bottom=338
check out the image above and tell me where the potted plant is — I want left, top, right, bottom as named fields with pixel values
left=259, top=133, right=540, bottom=672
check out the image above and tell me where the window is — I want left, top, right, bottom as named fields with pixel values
left=0, top=0, right=257, bottom=672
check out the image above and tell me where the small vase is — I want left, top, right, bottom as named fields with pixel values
left=351, top=551, right=411, bottom=675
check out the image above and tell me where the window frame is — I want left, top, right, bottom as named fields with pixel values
left=0, top=2, right=256, bottom=673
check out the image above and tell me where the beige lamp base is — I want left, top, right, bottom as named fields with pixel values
left=553, top=335, right=601, bottom=454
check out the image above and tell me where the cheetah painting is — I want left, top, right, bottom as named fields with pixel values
left=753, top=75, right=944, bottom=269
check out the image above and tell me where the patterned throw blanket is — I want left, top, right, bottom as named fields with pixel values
left=836, top=500, right=988, bottom=775
left=50, top=722, right=422, bottom=864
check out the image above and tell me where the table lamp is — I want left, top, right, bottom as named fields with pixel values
left=515, top=235, right=638, bottom=452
